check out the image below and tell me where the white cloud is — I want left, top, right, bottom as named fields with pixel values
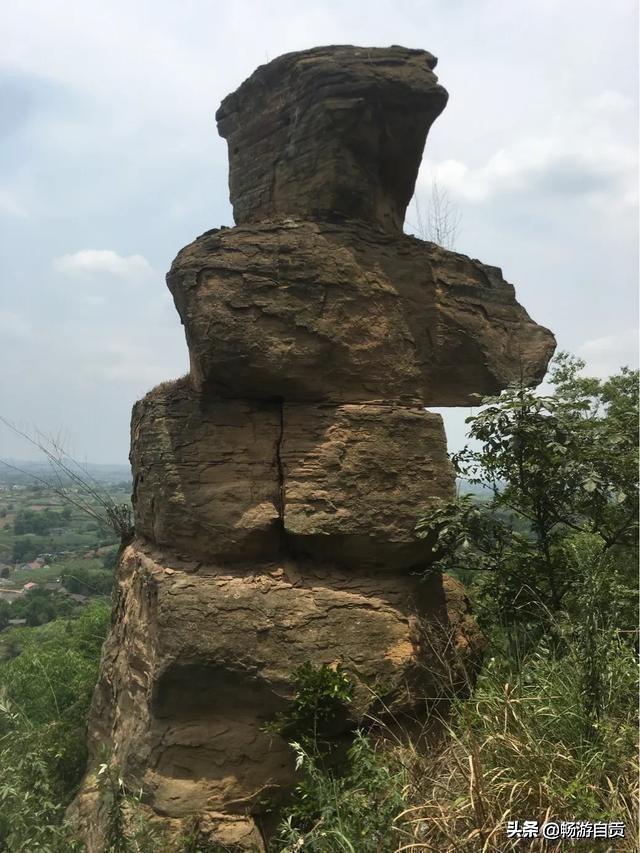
left=419, top=90, right=637, bottom=208
left=578, top=329, right=639, bottom=378
left=53, top=249, right=152, bottom=279
left=586, top=90, right=634, bottom=114
left=80, top=295, right=107, bottom=308
left=0, top=1, right=636, bottom=462
left=78, top=337, right=187, bottom=386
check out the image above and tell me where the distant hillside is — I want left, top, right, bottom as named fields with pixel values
left=0, top=459, right=131, bottom=487
left=457, top=479, right=501, bottom=497
left=1, top=462, right=492, bottom=495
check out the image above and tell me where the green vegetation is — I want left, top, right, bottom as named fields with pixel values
left=264, top=662, right=354, bottom=741
left=0, top=588, right=76, bottom=629
left=13, top=506, right=72, bottom=537
left=274, top=354, right=638, bottom=851
left=59, top=559, right=114, bottom=597
left=417, top=352, right=637, bottom=627
left=0, top=475, right=127, bottom=638
left=0, top=356, right=636, bottom=851
left=0, top=603, right=110, bottom=851
left=0, top=468, right=129, bottom=848
left=276, top=733, right=407, bottom=852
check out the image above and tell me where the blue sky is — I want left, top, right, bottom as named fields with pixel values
left=0, top=0, right=637, bottom=463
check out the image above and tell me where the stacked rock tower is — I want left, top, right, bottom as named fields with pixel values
left=76, top=47, right=555, bottom=850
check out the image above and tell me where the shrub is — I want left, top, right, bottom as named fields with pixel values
left=276, top=733, right=407, bottom=853
left=0, top=603, right=110, bottom=850
left=393, top=627, right=637, bottom=852
left=265, top=662, right=354, bottom=742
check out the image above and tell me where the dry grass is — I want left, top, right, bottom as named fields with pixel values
left=390, top=704, right=638, bottom=852
left=383, top=636, right=638, bottom=853
left=343, top=618, right=639, bottom=853
left=142, top=373, right=192, bottom=402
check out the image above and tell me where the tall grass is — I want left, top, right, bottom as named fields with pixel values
left=275, top=607, right=638, bottom=852
left=393, top=634, right=637, bottom=852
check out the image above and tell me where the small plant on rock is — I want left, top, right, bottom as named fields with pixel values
left=264, top=662, right=354, bottom=743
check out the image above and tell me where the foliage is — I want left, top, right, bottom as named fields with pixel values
left=94, top=758, right=240, bottom=852
left=0, top=416, right=134, bottom=544
left=394, top=621, right=637, bottom=851
left=13, top=508, right=68, bottom=537
left=265, top=662, right=354, bottom=742
left=12, top=535, right=43, bottom=564
left=0, top=603, right=9, bottom=632
left=560, top=533, right=637, bottom=729
left=95, top=758, right=166, bottom=853
left=102, top=545, right=120, bottom=571
left=276, top=733, right=407, bottom=853
left=0, top=356, right=635, bottom=850
left=275, top=355, right=638, bottom=851
left=60, top=560, right=114, bottom=596
left=274, top=546, right=638, bottom=851
left=8, top=588, right=77, bottom=627
left=0, top=706, right=83, bottom=853
left=269, top=665, right=408, bottom=851
left=417, top=353, right=638, bottom=629
left=403, top=353, right=639, bottom=849
left=0, top=603, right=110, bottom=850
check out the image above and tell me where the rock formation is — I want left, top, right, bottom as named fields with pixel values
left=73, top=46, right=555, bottom=850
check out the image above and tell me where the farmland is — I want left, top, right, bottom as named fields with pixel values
left=0, top=461, right=130, bottom=644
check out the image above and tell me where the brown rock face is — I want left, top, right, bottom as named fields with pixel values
left=79, top=544, right=481, bottom=845
left=216, top=46, right=448, bottom=232
left=281, top=403, right=453, bottom=567
left=130, top=380, right=282, bottom=563
left=74, top=45, right=554, bottom=851
left=168, top=221, right=554, bottom=404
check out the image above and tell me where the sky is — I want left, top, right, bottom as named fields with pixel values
left=0, top=0, right=637, bottom=464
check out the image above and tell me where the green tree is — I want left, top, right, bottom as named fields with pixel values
left=60, top=560, right=113, bottom=596
left=417, top=353, right=638, bottom=628
left=10, top=589, right=76, bottom=626
left=0, top=600, right=10, bottom=631
left=12, top=535, right=42, bottom=564
left=102, top=544, right=120, bottom=571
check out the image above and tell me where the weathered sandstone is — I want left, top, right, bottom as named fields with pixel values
left=130, top=380, right=282, bottom=563
left=76, top=543, right=482, bottom=848
left=168, top=220, right=555, bottom=405
left=130, top=383, right=453, bottom=569
left=216, top=46, right=448, bottom=232
left=73, top=44, right=554, bottom=851
left=282, top=402, right=453, bottom=567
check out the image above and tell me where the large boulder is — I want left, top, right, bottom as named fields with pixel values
left=77, top=542, right=483, bottom=847
left=130, top=384, right=454, bottom=569
left=282, top=402, right=453, bottom=567
left=168, top=219, right=555, bottom=405
left=216, top=45, right=448, bottom=232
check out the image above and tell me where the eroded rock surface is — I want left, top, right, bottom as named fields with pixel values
left=282, top=403, right=453, bottom=567
left=130, top=380, right=282, bottom=563
left=74, top=44, right=554, bottom=851
left=76, top=543, right=482, bottom=846
left=216, top=46, right=448, bottom=232
left=169, top=220, right=555, bottom=404
left=130, top=384, right=453, bottom=570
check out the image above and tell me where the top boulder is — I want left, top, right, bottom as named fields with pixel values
left=216, top=45, right=448, bottom=232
